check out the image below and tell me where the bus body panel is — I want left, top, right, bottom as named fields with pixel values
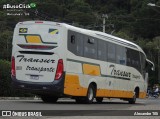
left=64, top=26, right=148, bottom=99
left=15, top=51, right=59, bottom=83
left=12, top=21, right=148, bottom=100
left=12, top=21, right=66, bottom=95
left=65, top=52, right=145, bottom=98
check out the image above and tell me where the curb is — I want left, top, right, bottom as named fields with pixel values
left=0, top=97, right=40, bottom=100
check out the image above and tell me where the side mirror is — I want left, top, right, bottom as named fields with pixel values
left=146, top=59, right=155, bottom=71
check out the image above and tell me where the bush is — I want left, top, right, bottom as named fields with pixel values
left=0, top=60, right=11, bottom=96
left=0, top=60, right=33, bottom=97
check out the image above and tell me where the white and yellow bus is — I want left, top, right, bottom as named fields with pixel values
left=11, top=21, right=154, bottom=104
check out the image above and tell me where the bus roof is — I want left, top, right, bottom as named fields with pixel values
left=62, top=23, right=146, bottom=57
left=17, top=21, right=146, bottom=57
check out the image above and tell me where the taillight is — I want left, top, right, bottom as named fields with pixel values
left=11, top=56, right=16, bottom=76
left=55, top=59, right=63, bottom=80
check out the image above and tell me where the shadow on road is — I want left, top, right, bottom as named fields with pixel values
left=24, top=100, right=146, bottom=106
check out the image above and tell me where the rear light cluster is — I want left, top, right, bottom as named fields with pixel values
left=55, top=59, right=63, bottom=80
left=11, top=56, right=64, bottom=80
left=11, top=56, right=16, bottom=77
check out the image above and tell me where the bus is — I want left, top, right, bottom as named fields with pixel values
left=11, top=21, right=154, bottom=104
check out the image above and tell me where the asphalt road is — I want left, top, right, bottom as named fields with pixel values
left=0, top=97, right=160, bottom=110
left=0, top=98, right=146, bottom=109
left=0, top=97, right=160, bottom=119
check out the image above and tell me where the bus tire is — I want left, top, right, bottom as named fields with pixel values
left=75, top=97, right=84, bottom=104
left=128, top=91, right=136, bottom=104
left=41, top=96, right=58, bottom=103
left=85, top=84, right=95, bottom=104
left=96, top=97, right=103, bottom=103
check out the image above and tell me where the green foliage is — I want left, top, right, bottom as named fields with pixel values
left=0, top=0, right=160, bottom=95
left=68, top=0, right=92, bottom=13
left=0, top=60, right=34, bottom=97
left=114, top=30, right=133, bottom=41
left=65, top=12, right=95, bottom=25
left=0, top=60, right=11, bottom=96
left=0, top=30, right=13, bottom=60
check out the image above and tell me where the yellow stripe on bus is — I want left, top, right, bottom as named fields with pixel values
left=83, top=64, right=100, bottom=76
left=139, top=92, right=147, bottom=98
left=64, top=74, right=87, bottom=96
left=64, top=74, right=146, bottom=98
left=50, top=29, right=58, bottom=35
left=96, top=90, right=146, bottom=98
left=26, top=35, right=42, bottom=43
left=96, top=89, right=133, bottom=98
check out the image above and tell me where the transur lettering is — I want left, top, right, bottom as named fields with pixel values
left=111, top=67, right=131, bottom=78
left=17, top=55, right=55, bottom=63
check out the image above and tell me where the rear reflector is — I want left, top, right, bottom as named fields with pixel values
left=18, top=44, right=56, bottom=50
left=11, top=56, right=16, bottom=77
left=35, top=21, right=43, bottom=23
left=55, top=59, right=63, bottom=80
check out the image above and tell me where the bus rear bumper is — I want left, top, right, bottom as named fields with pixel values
left=11, top=73, right=65, bottom=96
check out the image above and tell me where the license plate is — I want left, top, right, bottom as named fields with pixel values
left=30, top=75, right=39, bottom=80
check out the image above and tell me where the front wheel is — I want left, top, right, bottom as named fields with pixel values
left=96, top=97, right=103, bottom=103
left=41, top=96, right=58, bottom=103
left=128, top=92, right=136, bottom=104
left=85, top=85, right=95, bottom=104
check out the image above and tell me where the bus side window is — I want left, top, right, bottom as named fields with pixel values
left=140, top=53, right=146, bottom=70
left=126, top=48, right=141, bottom=72
left=97, top=40, right=106, bottom=61
left=126, top=48, right=131, bottom=66
left=108, top=42, right=116, bottom=63
left=68, top=30, right=77, bottom=55
left=140, top=52, right=146, bottom=78
left=129, top=49, right=141, bottom=72
left=116, top=45, right=126, bottom=65
left=84, top=36, right=97, bottom=59
left=76, top=33, right=83, bottom=56
left=134, top=51, right=141, bottom=72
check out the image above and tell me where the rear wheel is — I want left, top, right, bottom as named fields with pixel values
left=96, top=97, right=103, bottom=103
left=41, top=96, right=58, bottom=103
left=85, top=84, right=95, bottom=104
left=75, top=97, right=84, bottom=104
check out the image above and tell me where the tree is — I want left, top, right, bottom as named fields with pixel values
left=0, top=30, right=12, bottom=60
